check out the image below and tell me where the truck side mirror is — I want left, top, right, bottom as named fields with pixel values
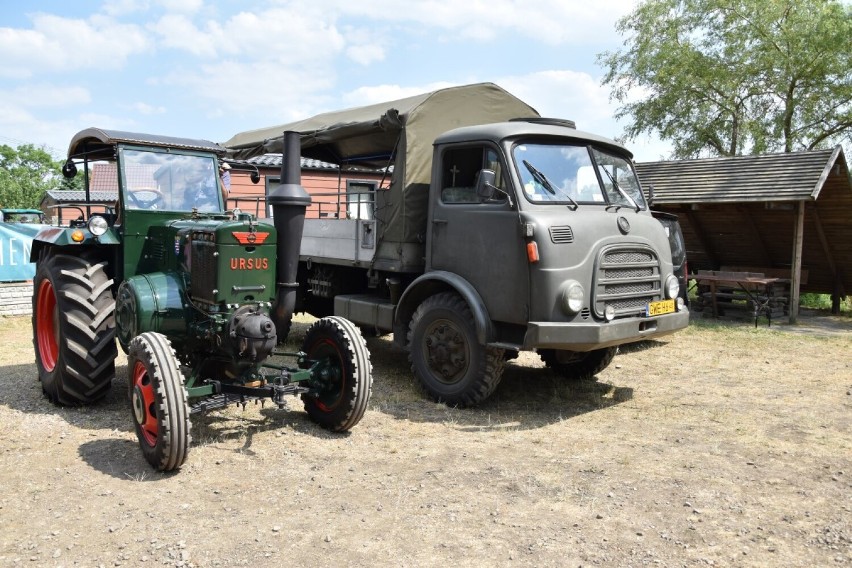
left=647, top=183, right=655, bottom=208
left=475, top=169, right=498, bottom=200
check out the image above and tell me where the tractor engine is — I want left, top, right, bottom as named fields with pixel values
left=116, top=218, right=280, bottom=376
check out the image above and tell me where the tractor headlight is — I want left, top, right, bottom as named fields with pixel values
left=87, top=215, right=109, bottom=236
left=665, top=274, right=680, bottom=300
left=560, top=280, right=584, bottom=315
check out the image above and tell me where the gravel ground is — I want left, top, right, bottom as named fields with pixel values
left=0, top=312, right=850, bottom=567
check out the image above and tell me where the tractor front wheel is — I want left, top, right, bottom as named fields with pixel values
left=301, top=316, right=372, bottom=432
left=127, top=332, right=191, bottom=471
left=32, top=251, right=116, bottom=405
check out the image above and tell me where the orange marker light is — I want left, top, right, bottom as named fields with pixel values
left=70, top=230, right=85, bottom=243
left=527, top=241, right=540, bottom=263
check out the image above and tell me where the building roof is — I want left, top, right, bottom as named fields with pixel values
left=43, top=190, right=118, bottom=202
left=635, top=147, right=844, bottom=204
left=247, top=154, right=340, bottom=170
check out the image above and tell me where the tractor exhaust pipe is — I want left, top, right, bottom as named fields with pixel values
left=269, top=131, right=311, bottom=340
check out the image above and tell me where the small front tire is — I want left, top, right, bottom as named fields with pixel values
left=128, top=332, right=191, bottom=472
left=301, top=317, right=372, bottom=432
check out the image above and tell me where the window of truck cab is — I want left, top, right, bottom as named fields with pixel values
left=118, top=146, right=222, bottom=213
left=439, top=146, right=508, bottom=204
left=513, top=142, right=646, bottom=209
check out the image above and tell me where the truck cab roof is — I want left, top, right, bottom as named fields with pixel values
left=434, top=118, right=633, bottom=160
left=67, top=127, right=225, bottom=160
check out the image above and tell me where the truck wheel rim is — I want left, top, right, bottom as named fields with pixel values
left=422, top=319, right=470, bottom=385
left=131, top=361, right=158, bottom=447
left=36, top=279, right=58, bottom=372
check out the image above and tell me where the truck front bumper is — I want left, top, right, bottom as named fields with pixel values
left=521, top=310, right=690, bottom=352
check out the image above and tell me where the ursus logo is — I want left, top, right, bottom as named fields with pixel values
left=232, top=231, right=269, bottom=245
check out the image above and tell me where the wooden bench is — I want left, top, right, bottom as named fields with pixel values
left=693, top=270, right=786, bottom=325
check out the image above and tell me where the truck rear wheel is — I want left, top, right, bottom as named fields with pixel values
left=128, top=332, right=191, bottom=471
left=32, top=251, right=117, bottom=405
left=539, top=346, right=618, bottom=380
left=301, top=316, right=372, bottom=432
left=408, top=292, right=505, bottom=406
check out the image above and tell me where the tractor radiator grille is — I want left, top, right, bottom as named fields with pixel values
left=593, top=245, right=661, bottom=318
left=190, top=236, right=218, bottom=304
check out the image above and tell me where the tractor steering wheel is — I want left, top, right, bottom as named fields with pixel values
left=127, top=188, right=166, bottom=210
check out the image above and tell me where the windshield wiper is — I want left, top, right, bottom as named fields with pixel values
left=523, top=160, right=578, bottom=210
left=598, top=165, right=640, bottom=212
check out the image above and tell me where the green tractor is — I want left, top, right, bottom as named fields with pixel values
left=31, top=128, right=372, bottom=471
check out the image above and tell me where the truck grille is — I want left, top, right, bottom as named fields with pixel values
left=593, top=245, right=661, bottom=318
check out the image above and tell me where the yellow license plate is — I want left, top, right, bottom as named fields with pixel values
left=646, top=299, right=675, bottom=316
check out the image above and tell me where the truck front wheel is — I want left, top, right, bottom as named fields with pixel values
left=539, top=346, right=618, bottom=380
left=32, top=251, right=117, bottom=405
left=408, top=292, right=505, bottom=406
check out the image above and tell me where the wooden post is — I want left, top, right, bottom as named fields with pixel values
left=789, top=201, right=805, bottom=323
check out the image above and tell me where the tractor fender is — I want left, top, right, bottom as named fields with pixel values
left=393, top=270, right=494, bottom=348
left=30, top=227, right=120, bottom=263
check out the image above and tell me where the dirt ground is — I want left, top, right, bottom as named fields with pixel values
left=0, top=311, right=849, bottom=567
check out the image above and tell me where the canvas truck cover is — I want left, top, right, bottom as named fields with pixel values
left=223, top=83, right=539, bottom=256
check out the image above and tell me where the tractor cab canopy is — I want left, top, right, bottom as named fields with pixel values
left=67, top=128, right=225, bottom=161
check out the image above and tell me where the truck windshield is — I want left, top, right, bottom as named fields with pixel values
left=120, top=147, right=222, bottom=212
left=513, top=142, right=646, bottom=209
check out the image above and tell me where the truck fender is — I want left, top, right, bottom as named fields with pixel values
left=393, top=270, right=494, bottom=348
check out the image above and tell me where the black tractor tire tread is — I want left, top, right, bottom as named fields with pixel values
left=540, top=346, right=618, bottom=380
left=408, top=292, right=505, bottom=407
left=32, top=252, right=117, bottom=406
left=301, top=316, right=372, bottom=432
left=128, top=332, right=191, bottom=471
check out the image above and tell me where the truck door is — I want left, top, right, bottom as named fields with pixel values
left=427, top=145, right=530, bottom=325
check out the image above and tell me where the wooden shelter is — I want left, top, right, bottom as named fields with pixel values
left=635, top=146, right=851, bottom=320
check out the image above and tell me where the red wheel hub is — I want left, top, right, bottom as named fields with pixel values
left=36, top=279, right=58, bottom=372
left=131, top=361, right=158, bottom=447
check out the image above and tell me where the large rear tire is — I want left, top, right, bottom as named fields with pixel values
left=408, top=292, right=505, bottom=406
left=301, top=316, right=372, bottom=432
left=32, top=251, right=117, bottom=405
left=539, top=346, right=618, bottom=380
left=128, top=332, right=191, bottom=472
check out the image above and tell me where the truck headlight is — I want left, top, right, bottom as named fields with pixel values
left=560, top=280, right=584, bottom=315
left=87, top=215, right=108, bottom=236
left=665, top=274, right=680, bottom=299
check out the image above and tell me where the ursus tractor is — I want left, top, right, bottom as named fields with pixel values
left=31, top=128, right=371, bottom=471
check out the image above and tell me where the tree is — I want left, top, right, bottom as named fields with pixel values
left=0, top=144, right=78, bottom=209
left=598, top=0, right=852, bottom=158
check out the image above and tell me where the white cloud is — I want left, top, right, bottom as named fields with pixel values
left=0, top=13, right=148, bottom=77
left=346, top=42, right=385, bottom=66
left=129, top=102, right=167, bottom=115
left=308, top=0, right=635, bottom=44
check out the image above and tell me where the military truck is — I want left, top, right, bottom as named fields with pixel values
left=226, top=83, right=690, bottom=406
left=30, top=128, right=372, bottom=471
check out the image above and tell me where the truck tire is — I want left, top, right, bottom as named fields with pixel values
left=32, top=251, right=117, bottom=406
left=539, top=346, right=618, bottom=380
left=408, top=292, right=505, bottom=406
left=301, top=316, right=372, bottom=432
left=128, top=332, right=191, bottom=471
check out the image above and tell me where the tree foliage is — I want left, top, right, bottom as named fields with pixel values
left=0, top=144, right=79, bottom=209
left=598, top=0, right=852, bottom=158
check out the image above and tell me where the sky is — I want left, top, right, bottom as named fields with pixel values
left=0, top=0, right=673, bottom=162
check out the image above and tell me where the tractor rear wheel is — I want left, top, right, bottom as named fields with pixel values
left=408, top=292, right=505, bottom=406
left=539, top=346, right=618, bottom=380
left=32, top=251, right=117, bottom=405
left=301, top=316, right=372, bottom=432
left=128, top=332, right=191, bottom=471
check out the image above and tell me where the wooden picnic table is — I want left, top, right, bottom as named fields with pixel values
left=695, top=271, right=783, bottom=325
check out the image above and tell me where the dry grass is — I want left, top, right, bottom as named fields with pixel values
left=0, top=312, right=849, bottom=567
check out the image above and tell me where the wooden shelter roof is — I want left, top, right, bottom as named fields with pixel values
left=635, top=146, right=851, bottom=314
